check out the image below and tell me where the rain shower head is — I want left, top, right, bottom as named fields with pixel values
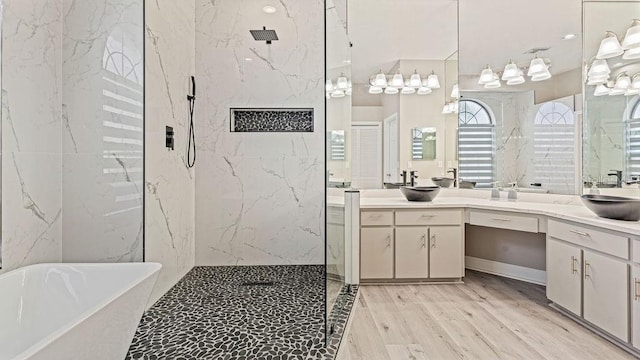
left=250, top=27, right=279, bottom=44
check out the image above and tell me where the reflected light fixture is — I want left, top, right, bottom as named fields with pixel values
left=594, top=84, right=610, bottom=96
left=527, top=55, right=548, bottom=77
left=369, top=86, right=383, bottom=94
left=632, top=73, right=640, bottom=89
left=624, top=46, right=640, bottom=60
left=450, top=84, right=459, bottom=98
left=484, top=74, right=501, bottom=89
left=622, top=19, right=640, bottom=49
left=418, top=87, right=433, bottom=95
left=596, top=31, right=624, bottom=59
left=478, top=66, right=495, bottom=85
left=409, top=70, right=422, bottom=88
left=587, top=75, right=610, bottom=85
left=390, top=72, right=404, bottom=88
left=373, top=70, right=387, bottom=87
left=401, top=86, right=416, bottom=94
left=614, top=72, right=631, bottom=89
left=331, top=89, right=345, bottom=98
left=587, top=59, right=611, bottom=77
left=426, top=71, right=440, bottom=88
left=531, top=71, right=552, bottom=82
left=501, top=60, right=519, bottom=81
left=325, top=80, right=333, bottom=92
left=384, top=86, right=399, bottom=94
left=336, top=74, right=349, bottom=90
left=507, top=74, right=525, bottom=85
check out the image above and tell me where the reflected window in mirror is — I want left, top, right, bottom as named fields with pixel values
left=329, top=130, right=346, bottom=161
left=458, top=99, right=495, bottom=188
left=412, top=128, right=436, bottom=160
left=533, top=102, right=576, bottom=194
left=625, top=99, right=640, bottom=180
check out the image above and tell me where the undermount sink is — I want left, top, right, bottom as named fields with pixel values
left=431, top=177, right=454, bottom=188
left=580, top=194, right=640, bottom=221
left=400, top=186, right=441, bottom=202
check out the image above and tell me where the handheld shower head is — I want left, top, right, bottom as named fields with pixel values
left=250, top=26, right=279, bottom=44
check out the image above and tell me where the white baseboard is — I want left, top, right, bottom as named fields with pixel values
left=465, top=256, right=546, bottom=286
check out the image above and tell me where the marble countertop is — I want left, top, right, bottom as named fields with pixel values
left=327, top=189, right=640, bottom=237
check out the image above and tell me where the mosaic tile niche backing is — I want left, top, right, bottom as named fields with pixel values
left=230, top=108, right=314, bottom=132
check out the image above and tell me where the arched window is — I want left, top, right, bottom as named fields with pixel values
left=458, top=99, right=495, bottom=188
left=625, top=99, right=640, bottom=178
left=533, top=101, right=575, bottom=194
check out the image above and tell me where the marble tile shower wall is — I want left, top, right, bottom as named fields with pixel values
left=194, top=0, right=325, bottom=266
left=144, top=0, right=196, bottom=306
left=0, top=0, right=63, bottom=273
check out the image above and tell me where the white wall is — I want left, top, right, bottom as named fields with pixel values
left=194, top=0, right=325, bottom=266
left=144, top=0, right=196, bottom=306
left=0, top=0, right=63, bottom=273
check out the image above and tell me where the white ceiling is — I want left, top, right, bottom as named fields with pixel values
left=347, top=0, right=582, bottom=85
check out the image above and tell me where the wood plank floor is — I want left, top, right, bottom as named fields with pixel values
left=337, top=270, right=638, bottom=360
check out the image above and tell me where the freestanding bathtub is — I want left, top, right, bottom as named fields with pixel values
left=0, top=262, right=161, bottom=360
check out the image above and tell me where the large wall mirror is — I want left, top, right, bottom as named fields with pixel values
left=327, top=0, right=458, bottom=190
left=459, top=0, right=582, bottom=194
left=583, top=0, right=640, bottom=196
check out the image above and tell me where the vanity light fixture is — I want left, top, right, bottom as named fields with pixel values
left=625, top=88, right=639, bottom=96
left=593, top=84, right=610, bottom=96
left=527, top=54, right=549, bottom=77
left=369, top=86, right=383, bottom=94
left=587, top=59, right=611, bottom=77
left=596, top=31, right=624, bottom=59
left=531, top=71, right=552, bottom=82
left=614, top=72, right=631, bottom=90
left=336, top=74, right=349, bottom=90
left=478, top=66, right=495, bottom=85
left=373, top=70, right=388, bottom=87
left=632, top=73, right=640, bottom=89
left=484, top=74, right=501, bottom=89
left=418, top=87, right=433, bottom=95
left=326, top=76, right=352, bottom=98
left=384, top=86, right=399, bottom=94
left=401, top=86, right=416, bottom=95
left=622, top=19, right=640, bottom=49
left=623, top=46, right=640, bottom=60
left=409, top=70, right=422, bottom=88
left=506, top=76, right=525, bottom=85
left=450, top=84, right=459, bottom=98
left=390, top=72, right=404, bottom=88
left=501, top=60, right=520, bottom=81
left=587, top=74, right=610, bottom=85
left=325, top=79, right=334, bottom=92
left=331, top=89, right=345, bottom=98
left=426, top=71, right=440, bottom=88
left=609, top=88, right=626, bottom=96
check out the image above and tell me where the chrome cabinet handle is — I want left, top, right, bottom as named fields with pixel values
left=421, top=234, right=426, bottom=248
left=570, top=229, right=590, bottom=237
left=431, top=234, right=436, bottom=248
left=584, top=261, right=591, bottom=279
left=491, top=218, right=511, bottom=222
left=571, top=256, right=578, bottom=274
left=635, top=278, right=640, bottom=301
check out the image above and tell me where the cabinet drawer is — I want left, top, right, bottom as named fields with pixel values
left=548, top=220, right=629, bottom=259
left=361, top=211, right=394, bottom=226
left=395, top=210, right=461, bottom=226
left=469, top=211, right=538, bottom=233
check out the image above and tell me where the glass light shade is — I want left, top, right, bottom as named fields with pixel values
left=623, top=47, right=640, bottom=60
left=527, top=56, right=547, bottom=77
left=325, top=79, right=333, bottom=92
left=409, top=71, right=422, bottom=88
left=417, top=87, right=432, bottom=95
left=625, top=88, right=639, bottom=96
left=596, top=32, right=624, bottom=59
left=609, top=88, right=625, bottom=96
left=632, top=74, right=640, bottom=89
left=531, top=69, right=552, bottom=81
left=336, top=76, right=349, bottom=90
left=614, top=73, right=631, bottom=89
left=484, top=78, right=501, bottom=89
left=594, top=84, right=610, bottom=96
left=326, top=93, right=331, bottom=99
left=450, top=84, right=459, bottom=98
left=345, top=88, right=352, bottom=96
left=368, top=86, right=383, bottom=94
left=401, top=87, right=416, bottom=94
left=506, top=76, right=525, bottom=85
left=426, top=72, right=440, bottom=88
left=587, top=75, right=610, bottom=85
left=331, top=89, right=345, bottom=98
left=442, top=103, right=450, bottom=114
left=384, top=86, right=399, bottom=94
left=622, top=20, right=640, bottom=49
left=501, top=61, right=519, bottom=80
left=478, top=66, right=495, bottom=85
left=390, top=73, right=404, bottom=88
left=453, top=101, right=459, bottom=113
left=587, top=59, right=611, bottom=77
left=374, top=72, right=387, bottom=87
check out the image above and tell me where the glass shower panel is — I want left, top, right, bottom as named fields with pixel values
left=61, top=0, right=144, bottom=262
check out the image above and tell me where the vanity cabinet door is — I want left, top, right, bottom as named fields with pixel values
left=395, top=227, right=429, bottom=278
left=583, top=249, right=629, bottom=342
left=631, top=265, right=640, bottom=350
left=360, top=227, right=394, bottom=279
left=546, top=238, right=582, bottom=316
left=429, top=226, right=463, bottom=278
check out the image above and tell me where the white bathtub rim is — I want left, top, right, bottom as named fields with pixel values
left=2, top=262, right=161, bottom=360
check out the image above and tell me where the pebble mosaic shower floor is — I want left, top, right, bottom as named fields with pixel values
left=126, top=265, right=356, bottom=360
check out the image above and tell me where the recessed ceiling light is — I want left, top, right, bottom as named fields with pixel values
left=262, top=5, right=276, bottom=14
left=563, top=33, right=577, bottom=40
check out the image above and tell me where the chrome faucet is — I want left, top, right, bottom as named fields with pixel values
left=447, top=168, right=458, bottom=187
left=409, top=170, right=419, bottom=186
left=607, top=170, right=623, bottom=188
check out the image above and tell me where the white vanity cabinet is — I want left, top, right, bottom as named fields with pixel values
left=547, top=220, right=630, bottom=342
left=632, top=264, right=640, bottom=350
left=360, top=208, right=463, bottom=282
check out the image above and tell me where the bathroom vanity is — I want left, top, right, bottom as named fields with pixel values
left=334, top=189, right=640, bottom=354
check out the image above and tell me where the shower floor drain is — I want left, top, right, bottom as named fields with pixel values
left=241, top=281, right=275, bottom=286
